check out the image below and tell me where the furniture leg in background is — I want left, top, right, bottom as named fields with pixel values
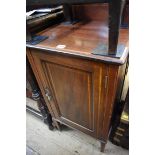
left=27, top=58, right=54, bottom=130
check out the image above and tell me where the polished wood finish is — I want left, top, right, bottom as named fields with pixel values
left=72, top=4, right=109, bottom=22
left=27, top=1, right=126, bottom=56
left=27, top=21, right=128, bottom=64
left=28, top=49, right=108, bottom=137
left=26, top=3, right=128, bottom=152
left=27, top=47, right=127, bottom=152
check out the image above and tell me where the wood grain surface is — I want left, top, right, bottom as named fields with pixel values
left=27, top=20, right=128, bottom=65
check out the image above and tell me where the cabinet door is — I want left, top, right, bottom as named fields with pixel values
left=31, top=50, right=107, bottom=137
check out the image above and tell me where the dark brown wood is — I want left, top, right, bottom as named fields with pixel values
left=26, top=46, right=126, bottom=152
left=27, top=0, right=108, bottom=6
left=28, top=49, right=107, bottom=137
left=63, top=4, right=73, bottom=23
left=101, top=142, right=106, bottom=152
left=26, top=21, right=128, bottom=64
left=121, top=0, right=129, bottom=27
left=108, top=0, right=126, bottom=55
left=27, top=11, right=64, bottom=33
left=27, top=1, right=126, bottom=56
left=26, top=3, right=128, bottom=152
left=27, top=49, right=61, bottom=130
left=26, top=58, right=54, bottom=130
left=73, top=2, right=127, bottom=56
left=72, top=3, right=109, bottom=22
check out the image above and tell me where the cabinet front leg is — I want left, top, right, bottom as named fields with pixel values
left=52, top=118, right=61, bottom=131
left=100, top=142, right=106, bottom=152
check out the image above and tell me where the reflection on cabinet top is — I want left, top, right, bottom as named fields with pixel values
left=27, top=20, right=129, bottom=65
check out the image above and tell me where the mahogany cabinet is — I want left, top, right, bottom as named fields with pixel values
left=26, top=3, right=128, bottom=152
left=27, top=46, right=128, bottom=151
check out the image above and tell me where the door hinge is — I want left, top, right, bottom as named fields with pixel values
left=105, top=75, right=108, bottom=89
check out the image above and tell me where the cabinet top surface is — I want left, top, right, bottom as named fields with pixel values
left=27, top=21, right=129, bottom=65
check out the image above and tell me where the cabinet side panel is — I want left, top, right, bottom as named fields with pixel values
left=100, top=65, right=119, bottom=141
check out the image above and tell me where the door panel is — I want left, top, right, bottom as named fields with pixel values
left=31, top=50, right=106, bottom=137
left=45, top=61, right=94, bottom=130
